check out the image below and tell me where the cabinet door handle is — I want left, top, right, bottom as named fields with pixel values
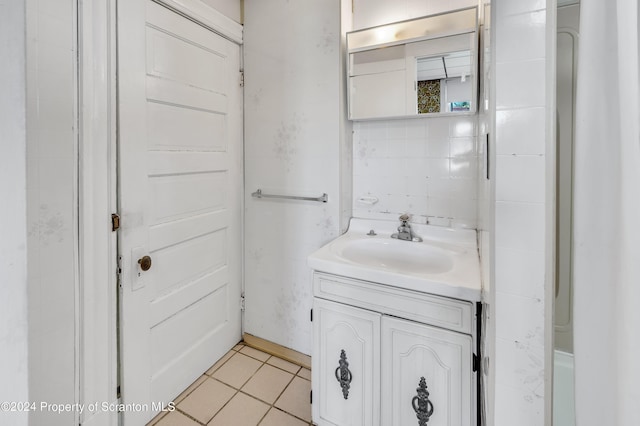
left=412, top=377, right=434, bottom=425
left=334, top=349, right=353, bottom=400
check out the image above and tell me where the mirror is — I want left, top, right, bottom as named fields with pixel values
left=347, top=8, right=478, bottom=120
left=416, top=51, right=472, bottom=114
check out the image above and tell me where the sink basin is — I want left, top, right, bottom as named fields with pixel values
left=332, top=238, right=454, bottom=274
left=308, top=218, right=482, bottom=301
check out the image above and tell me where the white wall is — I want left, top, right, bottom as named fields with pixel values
left=26, top=0, right=78, bottom=424
left=353, top=0, right=479, bottom=29
left=352, top=0, right=479, bottom=229
left=200, top=0, right=241, bottom=23
left=243, top=0, right=348, bottom=355
left=0, top=1, right=29, bottom=424
left=492, top=1, right=552, bottom=424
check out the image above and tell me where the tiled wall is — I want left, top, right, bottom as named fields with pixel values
left=25, top=1, right=77, bottom=424
left=492, top=0, right=550, bottom=424
left=476, top=1, right=493, bottom=423
left=353, top=117, right=478, bottom=228
left=243, top=0, right=347, bottom=355
left=351, top=0, right=480, bottom=229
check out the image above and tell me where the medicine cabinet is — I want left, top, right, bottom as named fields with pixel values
left=347, top=7, right=478, bottom=120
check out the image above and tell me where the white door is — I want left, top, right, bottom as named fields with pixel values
left=381, top=316, right=473, bottom=426
left=312, top=299, right=381, bottom=426
left=117, top=1, right=243, bottom=424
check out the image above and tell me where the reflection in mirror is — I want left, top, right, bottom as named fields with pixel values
left=416, top=51, right=472, bottom=114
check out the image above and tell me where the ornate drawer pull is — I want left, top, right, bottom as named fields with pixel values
left=412, top=377, right=434, bottom=425
left=334, top=349, right=353, bottom=399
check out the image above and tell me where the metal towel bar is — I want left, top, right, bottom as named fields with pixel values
left=251, top=189, right=328, bottom=203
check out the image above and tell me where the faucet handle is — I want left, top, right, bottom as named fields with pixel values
left=399, top=213, right=410, bottom=223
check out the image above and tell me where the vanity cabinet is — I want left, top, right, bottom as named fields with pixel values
left=312, top=272, right=478, bottom=426
left=313, top=299, right=380, bottom=426
left=381, top=316, right=472, bottom=426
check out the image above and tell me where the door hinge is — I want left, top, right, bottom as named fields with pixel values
left=117, top=255, right=123, bottom=278
left=310, top=309, right=313, bottom=322
left=111, top=213, right=120, bottom=231
left=310, top=390, right=312, bottom=404
left=473, top=353, right=479, bottom=372
left=240, top=292, right=245, bottom=311
left=239, top=71, right=244, bottom=87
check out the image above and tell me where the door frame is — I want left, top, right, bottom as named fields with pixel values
left=78, top=0, right=243, bottom=424
left=78, top=0, right=119, bottom=425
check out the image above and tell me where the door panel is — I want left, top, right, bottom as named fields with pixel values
left=118, top=1, right=242, bottom=423
left=382, top=316, right=473, bottom=426
left=312, top=299, right=381, bottom=426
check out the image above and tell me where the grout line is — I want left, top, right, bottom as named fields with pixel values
left=205, top=351, right=237, bottom=376
left=205, top=388, right=241, bottom=424
left=207, top=354, right=267, bottom=423
left=168, top=346, right=313, bottom=426
left=175, top=407, right=207, bottom=425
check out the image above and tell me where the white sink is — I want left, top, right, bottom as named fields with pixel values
left=308, top=218, right=481, bottom=301
left=331, top=237, right=454, bottom=274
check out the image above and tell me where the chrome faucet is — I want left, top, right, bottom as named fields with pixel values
left=391, top=214, right=423, bottom=242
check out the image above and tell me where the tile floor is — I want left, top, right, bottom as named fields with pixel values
left=148, top=342, right=312, bottom=426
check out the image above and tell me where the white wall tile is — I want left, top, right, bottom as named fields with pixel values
left=496, top=108, right=546, bottom=155
left=426, top=158, right=450, bottom=178
left=495, top=291, right=544, bottom=345
left=495, top=155, right=545, bottom=203
left=450, top=156, right=477, bottom=179
left=491, top=5, right=550, bottom=425
left=426, top=134, right=450, bottom=158
left=494, top=247, right=545, bottom=300
left=494, top=383, right=544, bottom=426
left=494, top=201, right=545, bottom=252
left=352, top=116, right=478, bottom=228
left=428, top=117, right=451, bottom=141
left=405, top=119, right=427, bottom=138
left=450, top=137, right=476, bottom=157
left=495, top=59, right=546, bottom=110
left=495, top=337, right=544, bottom=393
left=450, top=117, right=477, bottom=137
left=495, top=10, right=546, bottom=62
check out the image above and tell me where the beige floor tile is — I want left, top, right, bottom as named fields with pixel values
left=177, top=378, right=236, bottom=424
left=266, top=356, right=301, bottom=374
left=239, top=345, right=271, bottom=362
left=174, top=375, right=208, bottom=404
left=259, top=408, right=308, bottom=426
left=233, top=343, right=245, bottom=351
left=208, top=392, right=269, bottom=426
left=212, top=352, right=263, bottom=389
left=154, top=411, right=200, bottom=426
left=146, top=410, right=168, bottom=426
left=206, top=349, right=235, bottom=376
left=241, top=364, right=294, bottom=404
left=297, top=367, right=311, bottom=380
left=274, top=376, right=311, bottom=422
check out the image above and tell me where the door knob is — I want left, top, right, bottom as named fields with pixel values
left=138, top=255, right=152, bottom=271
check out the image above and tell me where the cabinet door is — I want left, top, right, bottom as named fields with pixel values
left=381, top=316, right=473, bottom=426
left=312, top=299, right=381, bottom=426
